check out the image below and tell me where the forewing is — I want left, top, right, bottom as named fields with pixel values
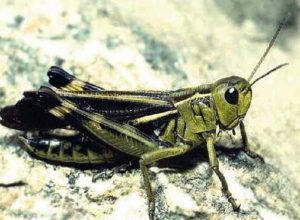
left=37, top=87, right=160, bottom=157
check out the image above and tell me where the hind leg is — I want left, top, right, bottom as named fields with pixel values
left=139, top=145, right=192, bottom=220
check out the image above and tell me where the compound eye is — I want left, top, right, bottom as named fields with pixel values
left=225, top=87, right=239, bottom=105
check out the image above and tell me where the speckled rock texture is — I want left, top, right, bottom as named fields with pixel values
left=0, top=1, right=300, bottom=219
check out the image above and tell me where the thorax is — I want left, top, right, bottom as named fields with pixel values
left=156, top=93, right=217, bottom=147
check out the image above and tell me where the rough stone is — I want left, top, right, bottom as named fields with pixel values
left=0, top=1, right=300, bottom=220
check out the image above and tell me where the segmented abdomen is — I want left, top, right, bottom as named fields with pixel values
left=19, top=134, right=124, bottom=165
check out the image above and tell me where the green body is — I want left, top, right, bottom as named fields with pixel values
left=1, top=17, right=288, bottom=218
left=17, top=74, right=253, bottom=220
left=1, top=67, right=278, bottom=220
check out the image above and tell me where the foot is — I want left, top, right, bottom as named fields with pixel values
left=223, top=189, right=240, bottom=212
left=92, top=162, right=133, bottom=182
left=228, top=196, right=241, bottom=212
left=148, top=200, right=155, bottom=220
left=243, top=147, right=265, bottom=163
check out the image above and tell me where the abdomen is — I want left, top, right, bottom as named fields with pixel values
left=18, top=133, right=127, bottom=166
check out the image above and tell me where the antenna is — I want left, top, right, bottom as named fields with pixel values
left=249, top=63, right=288, bottom=87
left=247, top=13, right=290, bottom=83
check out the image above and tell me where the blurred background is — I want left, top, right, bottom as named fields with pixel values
left=0, top=1, right=300, bottom=219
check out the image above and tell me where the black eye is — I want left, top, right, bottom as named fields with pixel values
left=225, top=87, right=239, bottom=105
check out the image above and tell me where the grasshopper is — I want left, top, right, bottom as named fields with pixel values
left=0, top=19, right=288, bottom=219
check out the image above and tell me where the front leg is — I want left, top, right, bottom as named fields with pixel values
left=206, top=136, right=240, bottom=211
left=140, top=145, right=191, bottom=220
left=240, top=121, right=264, bottom=162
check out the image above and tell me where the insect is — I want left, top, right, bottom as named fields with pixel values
left=0, top=19, right=288, bottom=219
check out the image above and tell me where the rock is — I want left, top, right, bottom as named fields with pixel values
left=0, top=1, right=300, bottom=219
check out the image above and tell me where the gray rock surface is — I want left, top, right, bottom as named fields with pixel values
left=0, top=1, right=300, bottom=219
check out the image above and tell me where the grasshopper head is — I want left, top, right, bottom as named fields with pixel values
left=212, top=76, right=251, bottom=130
left=211, top=62, right=287, bottom=130
left=211, top=15, right=290, bottom=130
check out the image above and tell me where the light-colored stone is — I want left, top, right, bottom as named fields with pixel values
left=0, top=0, right=299, bottom=219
